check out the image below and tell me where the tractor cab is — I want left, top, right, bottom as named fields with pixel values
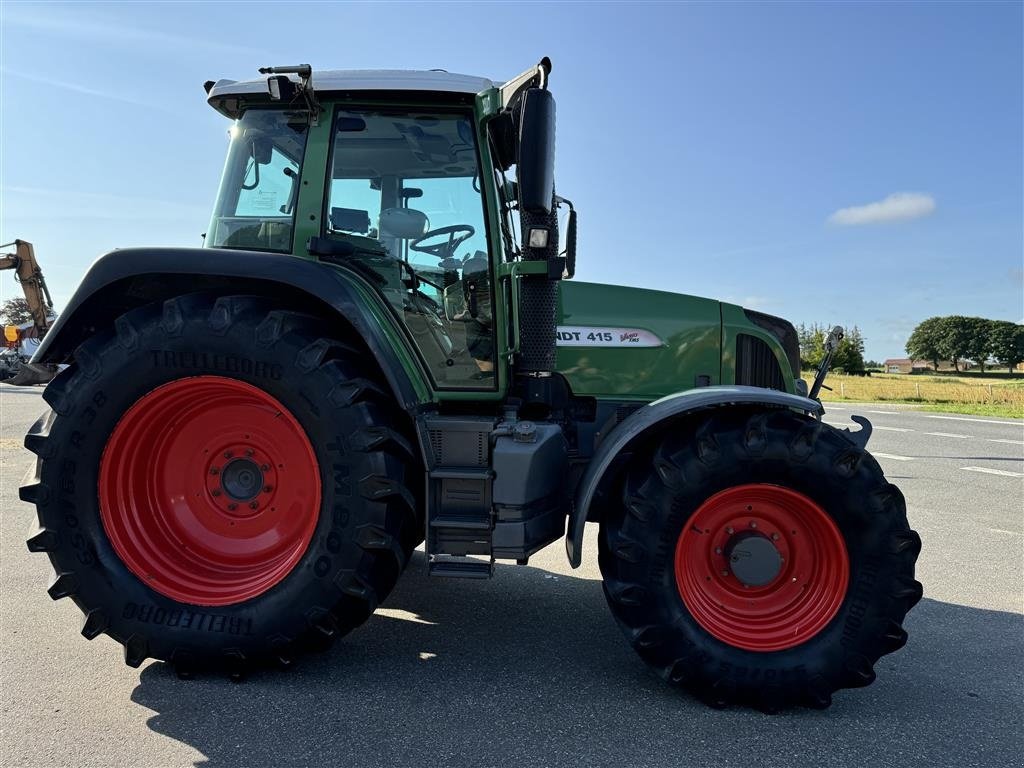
left=204, top=63, right=562, bottom=390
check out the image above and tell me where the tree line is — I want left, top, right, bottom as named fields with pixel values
left=905, top=316, right=1024, bottom=373
left=0, top=298, right=36, bottom=326
left=797, top=324, right=866, bottom=373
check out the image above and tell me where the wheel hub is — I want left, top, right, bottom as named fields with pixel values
left=220, top=457, right=264, bottom=501
left=726, top=532, right=783, bottom=587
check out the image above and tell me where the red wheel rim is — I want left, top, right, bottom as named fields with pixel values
left=99, top=376, right=320, bottom=606
left=674, top=484, right=849, bottom=652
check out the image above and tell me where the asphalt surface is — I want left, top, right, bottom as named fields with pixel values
left=1, top=384, right=1021, bottom=768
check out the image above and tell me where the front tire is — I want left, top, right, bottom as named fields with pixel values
left=22, top=294, right=420, bottom=675
left=598, top=408, right=922, bottom=710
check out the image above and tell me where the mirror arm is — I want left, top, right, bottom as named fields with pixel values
left=499, top=57, right=552, bottom=109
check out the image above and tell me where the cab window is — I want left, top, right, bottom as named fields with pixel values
left=324, top=108, right=495, bottom=389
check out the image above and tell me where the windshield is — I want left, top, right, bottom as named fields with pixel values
left=208, top=110, right=309, bottom=252
left=324, top=107, right=495, bottom=389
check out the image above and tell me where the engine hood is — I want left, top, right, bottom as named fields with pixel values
left=556, top=281, right=722, bottom=399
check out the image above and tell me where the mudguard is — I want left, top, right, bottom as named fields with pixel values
left=33, top=247, right=424, bottom=410
left=566, top=386, right=824, bottom=567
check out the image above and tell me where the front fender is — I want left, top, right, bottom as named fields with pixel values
left=33, top=247, right=428, bottom=410
left=566, top=386, right=824, bottom=567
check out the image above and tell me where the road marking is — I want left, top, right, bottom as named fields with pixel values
left=988, top=528, right=1021, bottom=536
left=873, top=452, right=915, bottom=461
left=866, top=410, right=898, bottom=415
left=924, top=432, right=971, bottom=439
left=924, top=414, right=1023, bottom=426
left=987, top=438, right=1024, bottom=446
left=874, top=425, right=914, bottom=432
left=960, top=466, right=1024, bottom=478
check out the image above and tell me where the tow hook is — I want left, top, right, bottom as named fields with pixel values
left=835, top=414, right=873, bottom=449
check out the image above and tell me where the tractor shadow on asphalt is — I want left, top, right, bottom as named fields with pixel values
left=131, top=553, right=1023, bottom=768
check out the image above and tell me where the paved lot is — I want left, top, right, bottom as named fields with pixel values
left=1, top=385, right=1021, bottom=768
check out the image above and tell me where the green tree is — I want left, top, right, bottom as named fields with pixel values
left=936, top=315, right=975, bottom=372
left=798, top=323, right=826, bottom=370
left=990, top=321, right=1024, bottom=372
left=905, top=316, right=945, bottom=370
left=832, top=325, right=866, bottom=373
left=0, top=297, right=33, bottom=326
left=962, top=317, right=994, bottom=372
left=797, top=324, right=865, bottom=373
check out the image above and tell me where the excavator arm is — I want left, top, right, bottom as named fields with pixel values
left=0, top=240, right=54, bottom=333
left=1, top=240, right=57, bottom=385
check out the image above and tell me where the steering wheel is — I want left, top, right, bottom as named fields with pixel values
left=409, top=225, right=475, bottom=261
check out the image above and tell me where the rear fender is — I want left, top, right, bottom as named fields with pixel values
left=33, top=247, right=426, bottom=410
left=566, top=386, right=824, bottom=567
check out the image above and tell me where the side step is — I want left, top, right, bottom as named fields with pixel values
left=422, top=416, right=496, bottom=578
left=428, top=556, right=493, bottom=579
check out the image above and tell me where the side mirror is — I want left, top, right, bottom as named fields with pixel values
left=251, top=137, right=273, bottom=165
left=516, top=88, right=556, bottom=214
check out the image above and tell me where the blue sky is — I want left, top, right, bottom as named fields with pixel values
left=1, top=1, right=1021, bottom=362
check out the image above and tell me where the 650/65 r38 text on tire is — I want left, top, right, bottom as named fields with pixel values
left=21, top=294, right=420, bottom=676
left=598, top=408, right=922, bottom=711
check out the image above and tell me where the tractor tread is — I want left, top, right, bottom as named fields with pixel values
left=598, top=407, right=921, bottom=710
left=124, top=634, right=149, bottom=668
left=22, top=294, right=421, bottom=679
left=26, top=525, right=58, bottom=553
left=47, top=572, right=78, bottom=600
left=80, top=609, right=109, bottom=640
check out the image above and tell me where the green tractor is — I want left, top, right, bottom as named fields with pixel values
left=19, top=60, right=921, bottom=710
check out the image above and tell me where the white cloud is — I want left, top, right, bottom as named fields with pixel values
left=827, top=192, right=936, bottom=226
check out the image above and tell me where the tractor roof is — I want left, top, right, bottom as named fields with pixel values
left=207, top=69, right=497, bottom=118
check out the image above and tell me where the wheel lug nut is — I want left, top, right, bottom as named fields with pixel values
left=228, top=503, right=237, bottom=511
left=771, top=532, right=779, bottom=540
left=209, top=467, right=219, bottom=475
left=726, top=526, right=734, bottom=534
left=750, top=521, right=758, bottom=529
left=260, top=464, right=270, bottom=472
left=714, top=547, right=722, bottom=555
left=212, top=489, right=221, bottom=497
left=263, top=485, right=273, bottom=493
left=721, top=569, right=729, bottom=576
left=224, top=451, right=233, bottom=459
left=249, top=501, right=259, bottom=510
left=245, top=448, right=255, bottom=457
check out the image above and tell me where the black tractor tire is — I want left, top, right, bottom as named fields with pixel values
left=21, top=294, right=421, bottom=676
left=598, top=407, right=922, bottom=711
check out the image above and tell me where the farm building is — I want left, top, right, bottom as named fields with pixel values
left=884, top=358, right=975, bottom=374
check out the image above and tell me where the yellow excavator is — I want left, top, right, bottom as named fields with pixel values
left=0, top=240, right=57, bottom=385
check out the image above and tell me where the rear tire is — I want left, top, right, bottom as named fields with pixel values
left=22, top=294, right=421, bottom=675
left=598, top=408, right=922, bottom=710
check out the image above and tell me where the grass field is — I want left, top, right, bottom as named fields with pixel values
left=800, top=372, right=1024, bottom=419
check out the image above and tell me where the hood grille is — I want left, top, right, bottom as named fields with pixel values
left=736, top=334, right=786, bottom=391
